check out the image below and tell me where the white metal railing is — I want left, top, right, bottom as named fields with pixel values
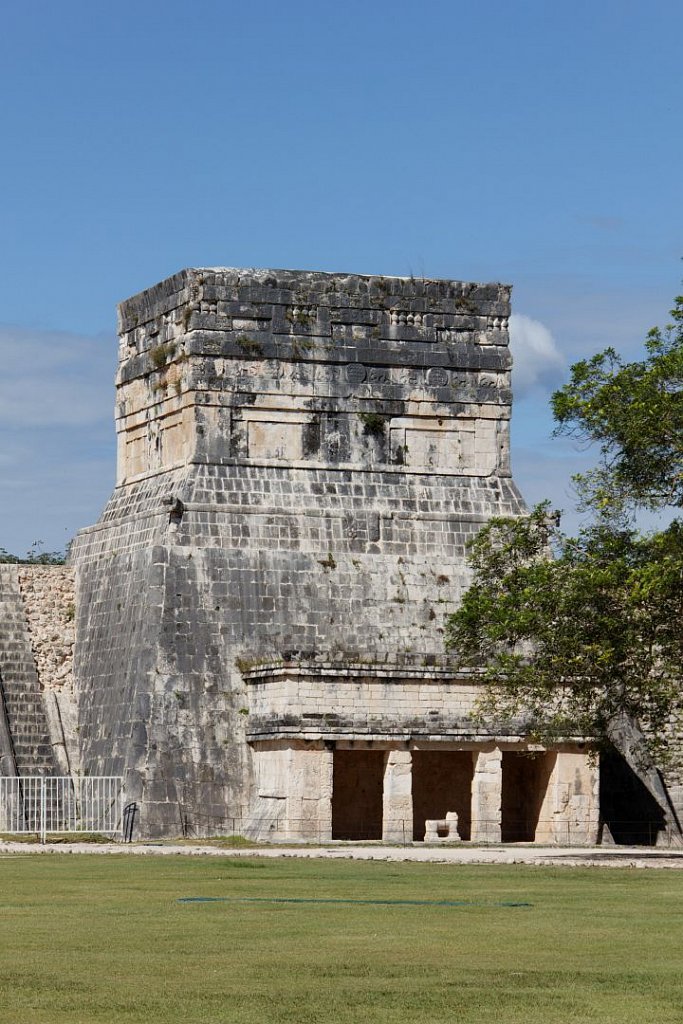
left=0, top=776, right=124, bottom=843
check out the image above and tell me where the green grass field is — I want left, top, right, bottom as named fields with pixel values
left=0, top=855, right=682, bottom=1023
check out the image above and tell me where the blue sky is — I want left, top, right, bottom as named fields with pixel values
left=1, top=0, right=681, bottom=554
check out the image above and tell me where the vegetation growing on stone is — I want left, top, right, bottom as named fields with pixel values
left=234, top=334, right=264, bottom=356
left=290, top=336, right=315, bottom=358
left=359, top=411, right=386, bottom=436
left=149, top=341, right=176, bottom=368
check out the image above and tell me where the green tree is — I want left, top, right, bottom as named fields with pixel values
left=445, top=293, right=683, bottom=827
left=0, top=541, right=66, bottom=565
left=445, top=505, right=683, bottom=765
left=551, top=294, right=683, bottom=513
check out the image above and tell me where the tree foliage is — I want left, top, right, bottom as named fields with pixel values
left=445, top=505, right=683, bottom=763
left=446, top=293, right=683, bottom=766
left=551, top=295, right=683, bottom=512
left=0, top=541, right=66, bottom=565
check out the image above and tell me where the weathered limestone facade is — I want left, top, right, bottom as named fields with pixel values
left=244, top=662, right=599, bottom=843
left=65, top=267, right=599, bottom=841
left=16, top=567, right=76, bottom=696
left=0, top=565, right=78, bottom=778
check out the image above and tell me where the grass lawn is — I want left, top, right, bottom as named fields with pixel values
left=0, top=855, right=682, bottom=1023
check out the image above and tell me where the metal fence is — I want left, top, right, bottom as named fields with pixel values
left=2, top=788, right=678, bottom=847
left=0, top=776, right=124, bottom=842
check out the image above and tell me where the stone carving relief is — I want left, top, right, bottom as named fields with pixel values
left=425, top=367, right=449, bottom=388
left=315, top=364, right=339, bottom=384
left=403, top=427, right=460, bottom=471
left=339, top=363, right=504, bottom=397
left=286, top=305, right=317, bottom=326
left=389, top=310, right=424, bottom=326
left=290, top=365, right=312, bottom=385
left=193, top=357, right=505, bottom=401
left=345, top=364, right=367, bottom=384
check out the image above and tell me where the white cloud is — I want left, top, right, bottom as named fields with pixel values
left=0, top=324, right=117, bottom=556
left=509, top=313, right=566, bottom=397
left=0, top=325, right=115, bottom=427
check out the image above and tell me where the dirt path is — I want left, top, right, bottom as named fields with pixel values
left=2, top=840, right=683, bottom=868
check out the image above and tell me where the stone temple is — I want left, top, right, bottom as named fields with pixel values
left=1, top=267, right=674, bottom=843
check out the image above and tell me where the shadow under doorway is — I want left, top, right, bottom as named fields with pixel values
left=331, top=748, right=384, bottom=840
left=501, top=751, right=556, bottom=843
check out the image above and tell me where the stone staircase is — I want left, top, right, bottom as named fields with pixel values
left=0, top=565, right=58, bottom=776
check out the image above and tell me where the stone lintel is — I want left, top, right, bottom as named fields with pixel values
left=242, top=661, right=478, bottom=682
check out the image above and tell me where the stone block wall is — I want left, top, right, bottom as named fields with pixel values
left=112, top=268, right=516, bottom=487
left=70, top=267, right=528, bottom=836
left=244, top=662, right=490, bottom=741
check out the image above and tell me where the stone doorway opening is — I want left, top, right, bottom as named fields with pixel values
left=411, top=750, right=474, bottom=841
left=599, top=748, right=667, bottom=845
left=331, top=748, right=384, bottom=840
left=501, top=751, right=556, bottom=842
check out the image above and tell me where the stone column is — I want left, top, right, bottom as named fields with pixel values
left=471, top=745, right=502, bottom=843
left=382, top=749, right=412, bottom=843
left=551, top=750, right=600, bottom=846
left=286, top=743, right=334, bottom=842
left=318, top=745, right=334, bottom=842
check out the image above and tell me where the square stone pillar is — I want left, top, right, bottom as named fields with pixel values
left=382, top=749, right=412, bottom=843
left=318, top=745, right=334, bottom=842
left=298, top=744, right=334, bottom=843
left=278, top=743, right=334, bottom=842
left=471, top=745, right=502, bottom=843
left=549, top=750, right=600, bottom=846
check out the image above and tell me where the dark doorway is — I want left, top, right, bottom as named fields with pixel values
left=501, top=752, right=555, bottom=842
left=411, top=750, right=474, bottom=841
left=599, top=747, right=667, bottom=846
left=331, top=749, right=384, bottom=840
